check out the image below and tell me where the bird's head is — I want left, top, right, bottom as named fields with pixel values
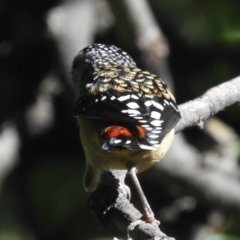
left=71, top=44, right=136, bottom=92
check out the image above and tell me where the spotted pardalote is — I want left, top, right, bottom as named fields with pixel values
left=72, top=44, right=181, bottom=223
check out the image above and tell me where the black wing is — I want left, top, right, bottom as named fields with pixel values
left=75, top=90, right=181, bottom=150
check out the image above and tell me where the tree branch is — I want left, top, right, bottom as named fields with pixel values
left=123, top=0, right=169, bottom=61
left=122, top=0, right=174, bottom=91
left=88, top=170, right=175, bottom=240
left=176, top=76, right=240, bottom=132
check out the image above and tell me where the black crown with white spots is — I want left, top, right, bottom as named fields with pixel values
left=75, top=44, right=136, bottom=70
left=73, top=44, right=181, bottom=151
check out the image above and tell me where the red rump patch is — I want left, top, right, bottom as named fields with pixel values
left=102, top=126, right=132, bottom=138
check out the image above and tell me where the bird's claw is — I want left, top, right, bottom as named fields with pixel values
left=141, top=212, right=160, bottom=227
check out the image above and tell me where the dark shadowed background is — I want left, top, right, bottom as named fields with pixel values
left=0, top=0, right=240, bottom=240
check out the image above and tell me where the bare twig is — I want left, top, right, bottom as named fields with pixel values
left=122, top=0, right=174, bottom=90
left=47, top=0, right=101, bottom=72
left=0, top=123, right=20, bottom=190
left=176, top=76, right=240, bottom=132
left=123, top=0, right=169, bottom=61
left=47, top=0, right=113, bottom=100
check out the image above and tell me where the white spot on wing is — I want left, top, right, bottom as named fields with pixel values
left=128, top=109, right=141, bottom=115
left=126, top=140, right=131, bottom=144
left=118, top=95, right=130, bottom=101
left=127, top=102, right=140, bottom=109
left=144, top=100, right=152, bottom=107
left=131, top=94, right=139, bottom=99
left=110, top=96, right=116, bottom=100
left=139, top=144, right=155, bottom=150
left=122, top=109, right=141, bottom=116
left=151, top=120, right=163, bottom=126
left=150, top=111, right=161, bottom=119
left=101, top=96, right=107, bottom=101
left=164, top=99, right=170, bottom=105
left=151, top=100, right=164, bottom=110
left=149, top=140, right=159, bottom=144
left=95, top=99, right=99, bottom=102
left=114, top=139, right=122, bottom=144
left=170, top=101, right=179, bottom=111
left=141, top=124, right=150, bottom=127
left=148, top=135, right=159, bottom=138
left=139, top=120, right=147, bottom=123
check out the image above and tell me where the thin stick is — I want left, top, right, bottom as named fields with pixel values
left=128, top=166, right=154, bottom=218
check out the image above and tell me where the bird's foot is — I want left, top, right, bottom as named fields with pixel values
left=127, top=219, right=142, bottom=239
left=140, top=212, right=160, bottom=227
left=127, top=212, right=160, bottom=238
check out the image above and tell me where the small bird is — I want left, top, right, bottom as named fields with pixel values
left=72, top=44, right=181, bottom=224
